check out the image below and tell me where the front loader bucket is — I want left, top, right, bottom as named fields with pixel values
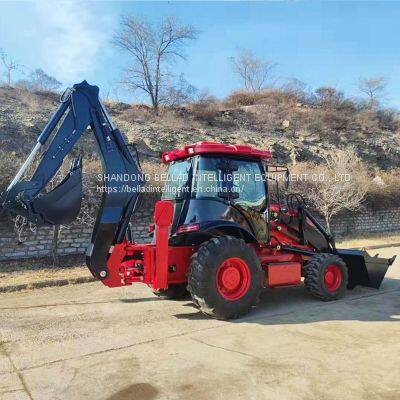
left=337, top=248, right=396, bottom=289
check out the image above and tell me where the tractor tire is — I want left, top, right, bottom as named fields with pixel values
left=303, top=253, right=348, bottom=301
left=188, top=236, right=263, bottom=320
left=153, top=283, right=189, bottom=300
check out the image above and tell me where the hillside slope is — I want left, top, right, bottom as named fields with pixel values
left=1, top=85, right=399, bottom=169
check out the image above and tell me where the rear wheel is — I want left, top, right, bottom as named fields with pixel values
left=188, top=236, right=263, bottom=320
left=303, top=253, right=348, bottom=300
left=153, top=283, right=189, bottom=300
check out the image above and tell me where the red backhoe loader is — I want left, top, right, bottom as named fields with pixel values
left=1, top=81, right=395, bottom=319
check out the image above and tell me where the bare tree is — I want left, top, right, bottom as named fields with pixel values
left=282, top=78, right=308, bottom=98
left=114, top=16, right=197, bottom=112
left=29, top=69, right=62, bottom=92
left=358, top=77, right=387, bottom=109
left=164, top=73, right=197, bottom=106
left=294, top=148, right=369, bottom=231
left=315, top=86, right=344, bottom=108
left=230, top=49, right=276, bottom=92
left=0, top=49, right=22, bottom=86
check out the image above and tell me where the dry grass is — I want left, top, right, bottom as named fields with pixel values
left=336, top=232, right=400, bottom=249
left=0, top=150, right=22, bottom=191
left=140, top=160, right=166, bottom=206
left=0, top=254, right=84, bottom=273
left=0, top=254, right=91, bottom=288
left=291, top=160, right=400, bottom=211
left=189, top=99, right=221, bottom=123
left=0, top=266, right=90, bottom=288
left=224, top=89, right=298, bottom=108
left=366, top=169, right=400, bottom=209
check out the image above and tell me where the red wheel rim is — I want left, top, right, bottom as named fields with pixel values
left=324, top=264, right=342, bottom=292
left=216, top=257, right=251, bottom=300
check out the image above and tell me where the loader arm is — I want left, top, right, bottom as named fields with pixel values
left=1, top=81, right=144, bottom=279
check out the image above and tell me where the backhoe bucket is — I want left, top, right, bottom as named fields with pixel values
left=337, top=248, right=396, bottom=289
left=31, top=158, right=83, bottom=225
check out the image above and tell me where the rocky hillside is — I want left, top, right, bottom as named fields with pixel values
left=1, top=85, right=400, bottom=170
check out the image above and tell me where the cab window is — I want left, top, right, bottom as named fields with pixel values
left=162, top=160, right=191, bottom=200
left=232, top=160, right=266, bottom=211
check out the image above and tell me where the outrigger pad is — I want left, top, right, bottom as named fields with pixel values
left=31, top=158, right=83, bottom=225
left=337, top=248, right=396, bottom=289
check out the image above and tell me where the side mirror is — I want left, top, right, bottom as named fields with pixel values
left=61, top=87, right=73, bottom=103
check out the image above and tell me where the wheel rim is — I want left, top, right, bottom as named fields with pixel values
left=324, top=264, right=342, bottom=292
left=216, top=257, right=250, bottom=300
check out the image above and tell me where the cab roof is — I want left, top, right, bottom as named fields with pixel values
left=161, top=141, right=272, bottom=163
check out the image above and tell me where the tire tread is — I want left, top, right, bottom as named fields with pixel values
left=188, top=236, right=262, bottom=319
left=303, top=253, right=348, bottom=301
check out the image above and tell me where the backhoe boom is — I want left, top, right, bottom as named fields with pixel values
left=1, top=81, right=143, bottom=280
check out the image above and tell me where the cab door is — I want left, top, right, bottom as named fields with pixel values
left=231, top=159, right=268, bottom=242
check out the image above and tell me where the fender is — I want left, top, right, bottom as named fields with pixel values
left=198, top=220, right=258, bottom=243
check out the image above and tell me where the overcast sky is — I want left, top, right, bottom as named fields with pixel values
left=0, top=1, right=399, bottom=107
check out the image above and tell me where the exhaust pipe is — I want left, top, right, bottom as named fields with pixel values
left=337, top=248, right=396, bottom=289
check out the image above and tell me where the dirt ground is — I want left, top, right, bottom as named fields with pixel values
left=0, top=246, right=399, bottom=400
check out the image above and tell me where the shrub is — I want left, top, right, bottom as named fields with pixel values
left=118, top=104, right=154, bottom=123
left=225, top=90, right=265, bottom=107
left=0, top=150, right=21, bottom=192
left=366, top=169, right=400, bottom=209
left=314, top=87, right=344, bottom=108
left=225, top=89, right=299, bottom=108
left=353, top=109, right=380, bottom=134
left=289, top=148, right=370, bottom=229
left=376, top=108, right=400, bottom=132
left=189, top=98, right=220, bottom=124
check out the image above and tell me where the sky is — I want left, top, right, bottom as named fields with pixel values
left=0, top=1, right=399, bottom=107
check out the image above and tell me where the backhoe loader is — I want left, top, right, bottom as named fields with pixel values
left=1, top=81, right=395, bottom=319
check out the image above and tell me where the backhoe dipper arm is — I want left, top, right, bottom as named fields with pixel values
left=1, top=81, right=144, bottom=280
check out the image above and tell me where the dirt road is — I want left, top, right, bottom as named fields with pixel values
left=1, top=247, right=399, bottom=400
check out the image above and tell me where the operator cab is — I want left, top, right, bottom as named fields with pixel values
left=161, top=141, right=330, bottom=251
left=161, top=142, right=271, bottom=245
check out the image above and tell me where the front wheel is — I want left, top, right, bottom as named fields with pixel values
left=188, top=236, right=263, bottom=320
left=303, top=253, right=348, bottom=301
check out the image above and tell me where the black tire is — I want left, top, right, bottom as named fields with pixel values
left=153, top=283, right=189, bottom=300
left=188, top=236, right=263, bottom=320
left=303, top=253, right=348, bottom=301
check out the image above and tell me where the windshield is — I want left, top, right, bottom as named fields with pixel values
left=193, top=156, right=266, bottom=211
left=162, top=160, right=191, bottom=200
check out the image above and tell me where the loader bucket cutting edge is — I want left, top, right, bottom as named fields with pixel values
left=337, top=248, right=396, bottom=289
